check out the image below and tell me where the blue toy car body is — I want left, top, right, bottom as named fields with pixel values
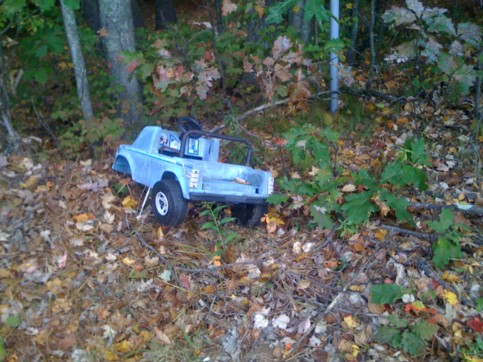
left=112, top=118, right=274, bottom=226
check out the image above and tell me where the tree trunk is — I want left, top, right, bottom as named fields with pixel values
left=82, top=0, right=144, bottom=32
left=289, top=1, right=310, bottom=43
left=0, top=35, right=20, bottom=151
left=155, top=0, right=177, bottom=30
left=81, top=0, right=101, bottom=32
left=366, top=0, right=376, bottom=95
left=131, top=0, right=144, bottom=28
left=60, top=0, right=94, bottom=121
left=213, top=0, right=223, bottom=34
left=99, top=0, right=143, bottom=125
left=346, top=0, right=360, bottom=65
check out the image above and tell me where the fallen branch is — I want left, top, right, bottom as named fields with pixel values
left=409, top=201, right=483, bottom=217
left=236, top=91, right=331, bottom=124
left=416, top=258, right=472, bottom=306
left=341, top=85, right=407, bottom=104
left=381, top=224, right=435, bottom=241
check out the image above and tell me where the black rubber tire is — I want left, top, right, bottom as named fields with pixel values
left=232, top=203, right=268, bottom=227
left=151, top=179, right=188, bottom=226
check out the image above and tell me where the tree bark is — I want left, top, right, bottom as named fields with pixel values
left=0, top=35, right=20, bottom=151
left=99, top=0, right=143, bottom=125
left=346, top=0, right=360, bottom=65
left=155, top=0, right=177, bottom=30
left=81, top=0, right=101, bottom=32
left=365, top=0, right=376, bottom=95
left=82, top=0, right=144, bottom=32
left=60, top=0, right=94, bottom=121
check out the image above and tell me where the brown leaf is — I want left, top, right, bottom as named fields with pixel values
left=153, top=326, right=172, bottom=345
left=222, top=0, right=237, bottom=16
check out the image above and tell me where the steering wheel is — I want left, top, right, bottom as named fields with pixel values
left=178, top=116, right=202, bottom=134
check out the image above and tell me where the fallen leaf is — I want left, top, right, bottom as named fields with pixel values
left=153, top=326, right=171, bottom=345
left=122, top=195, right=138, bottom=208
left=343, top=315, right=360, bottom=329
left=272, top=314, right=290, bottom=330
left=442, top=272, right=461, bottom=283
left=73, top=213, right=95, bottom=223
left=342, top=184, right=356, bottom=193
left=442, top=290, right=459, bottom=306
left=467, top=317, right=483, bottom=333
left=374, top=228, right=388, bottom=241
left=122, top=257, right=135, bottom=266
left=222, top=0, right=237, bottom=16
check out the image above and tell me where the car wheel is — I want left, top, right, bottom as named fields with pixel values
left=151, top=179, right=188, bottom=226
left=232, top=203, right=268, bottom=227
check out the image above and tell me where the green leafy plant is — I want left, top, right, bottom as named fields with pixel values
left=382, top=0, right=482, bottom=103
left=274, top=124, right=429, bottom=231
left=374, top=314, right=439, bottom=356
left=462, top=336, right=483, bottom=361
left=371, top=284, right=413, bottom=304
left=59, top=116, right=124, bottom=158
left=428, top=208, right=467, bottom=269
left=200, top=203, right=239, bottom=257
left=0, top=337, right=5, bottom=362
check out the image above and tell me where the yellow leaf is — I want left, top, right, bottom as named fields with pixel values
left=156, top=227, right=164, bottom=240
left=443, top=290, right=459, bottom=306
left=21, top=175, right=37, bottom=188
left=344, top=315, right=360, bottom=329
left=123, top=257, right=135, bottom=266
left=104, top=350, right=119, bottom=361
left=351, top=344, right=360, bottom=357
left=349, top=285, right=365, bottom=292
left=463, top=355, right=483, bottom=362
left=442, top=272, right=461, bottom=283
left=374, top=228, right=388, bottom=241
left=293, top=4, right=301, bottom=13
left=114, top=340, right=131, bottom=353
left=346, top=3, right=353, bottom=10
left=255, top=4, right=264, bottom=18
left=122, top=195, right=138, bottom=208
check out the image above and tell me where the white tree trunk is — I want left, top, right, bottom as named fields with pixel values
left=99, top=0, right=143, bottom=124
left=60, top=0, right=94, bottom=120
left=0, top=35, right=20, bottom=151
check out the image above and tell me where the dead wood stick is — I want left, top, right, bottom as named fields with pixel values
left=236, top=91, right=331, bottom=124
left=416, top=258, right=472, bottom=306
left=381, top=224, right=435, bottom=240
left=409, top=201, right=483, bottom=217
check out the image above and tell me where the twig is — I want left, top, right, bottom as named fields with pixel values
left=409, top=201, right=483, bottom=217
left=381, top=224, right=435, bottom=241
left=341, top=86, right=407, bottom=104
left=30, top=98, right=59, bottom=147
left=289, top=245, right=382, bottom=356
left=176, top=257, right=267, bottom=274
left=416, top=258, right=472, bottom=307
left=238, top=91, right=331, bottom=124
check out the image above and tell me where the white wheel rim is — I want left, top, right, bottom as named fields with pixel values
left=155, top=192, right=169, bottom=216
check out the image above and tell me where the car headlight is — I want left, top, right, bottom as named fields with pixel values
left=189, top=169, right=200, bottom=188
left=268, top=177, right=274, bottom=194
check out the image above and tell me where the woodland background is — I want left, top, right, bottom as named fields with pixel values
left=0, top=0, right=482, bottom=361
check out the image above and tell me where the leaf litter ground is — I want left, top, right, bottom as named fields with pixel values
left=0, top=105, right=482, bottom=361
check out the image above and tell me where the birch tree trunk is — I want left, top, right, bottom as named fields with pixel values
left=99, top=0, right=143, bottom=125
left=60, top=0, right=94, bottom=121
left=0, top=35, right=20, bottom=151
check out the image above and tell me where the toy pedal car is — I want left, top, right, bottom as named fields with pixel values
left=112, top=116, right=274, bottom=226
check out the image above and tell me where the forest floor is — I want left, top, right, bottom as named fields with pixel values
left=0, top=99, right=482, bottom=361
